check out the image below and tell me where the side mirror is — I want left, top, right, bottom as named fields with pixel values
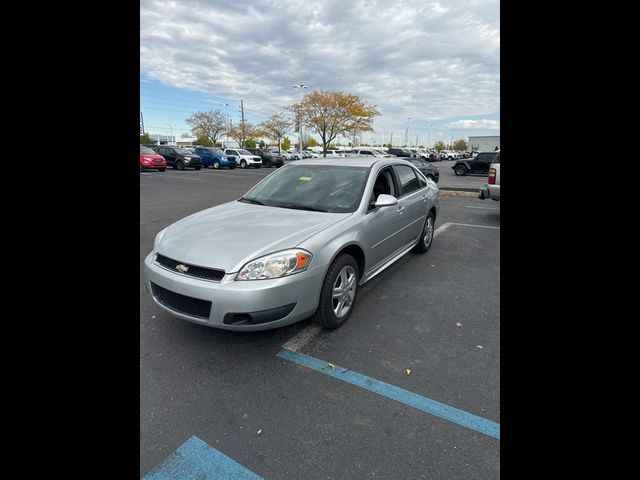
left=375, top=194, right=398, bottom=208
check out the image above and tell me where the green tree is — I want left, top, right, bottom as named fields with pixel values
left=290, top=90, right=379, bottom=157
left=140, top=133, right=151, bottom=144
left=185, top=109, right=227, bottom=145
left=281, top=136, right=291, bottom=151
left=196, top=133, right=213, bottom=147
left=453, top=139, right=468, bottom=151
left=306, top=137, right=318, bottom=147
left=244, top=139, right=256, bottom=149
left=434, top=140, right=446, bottom=151
left=258, top=114, right=293, bottom=154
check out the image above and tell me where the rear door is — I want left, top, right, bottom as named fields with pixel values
left=471, top=153, right=495, bottom=173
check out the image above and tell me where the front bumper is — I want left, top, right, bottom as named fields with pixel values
left=143, top=252, right=324, bottom=331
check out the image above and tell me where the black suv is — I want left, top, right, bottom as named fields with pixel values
left=386, top=148, right=413, bottom=157
left=452, top=151, right=499, bottom=176
left=247, top=149, right=284, bottom=168
left=153, top=146, right=202, bottom=170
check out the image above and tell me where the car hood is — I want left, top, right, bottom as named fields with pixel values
left=156, top=200, right=350, bottom=273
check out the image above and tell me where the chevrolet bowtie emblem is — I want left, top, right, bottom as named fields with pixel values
left=176, top=264, right=189, bottom=273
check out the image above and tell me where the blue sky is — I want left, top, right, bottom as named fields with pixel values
left=141, top=0, right=499, bottom=147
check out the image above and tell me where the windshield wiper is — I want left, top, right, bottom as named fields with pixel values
left=238, top=197, right=266, bottom=205
left=276, top=203, right=329, bottom=212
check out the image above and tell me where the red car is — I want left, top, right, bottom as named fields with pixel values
left=140, top=145, right=167, bottom=172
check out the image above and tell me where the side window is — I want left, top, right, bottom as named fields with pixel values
left=393, top=165, right=421, bottom=196
left=368, top=168, right=397, bottom=210
left=493, top=153, right=500, bottom=163
left=361, top=150, right=372, bottom=155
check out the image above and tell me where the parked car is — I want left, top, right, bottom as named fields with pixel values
left=140, top=145, right=167, bottom=172
left=153, top=146, right=202, bottom=170
left=452, top=151, right=499, bottom=176
left=303, top=150, right=319, bottom=158
left=440, top=150, right=463, bottom=161
left=387, top=148, right=413, bottom=157
left=408, top=158, right=439, bottom=183
left=478, top=152, right=500, bottom=201
left=193, top=147, right=236, bottom=169
left=278, top=151, right=295, bottom=161
left=224, top=148, right=262, bottom=168
left=144, top=158, right=439, bottom=331
left=247, top=149, right=284, bottom=168
left=352, top=148, right=393, bottom=158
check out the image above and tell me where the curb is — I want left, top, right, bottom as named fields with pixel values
left=438, top=186, right=480, bottom=193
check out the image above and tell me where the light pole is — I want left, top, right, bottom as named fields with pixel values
left=293, top=84, right=307, bottom=154
left=427, top=123, right=432, bottom=149
left=405, top=117, right=412, bottom=146
left=168, top=123, right=174, bottom=145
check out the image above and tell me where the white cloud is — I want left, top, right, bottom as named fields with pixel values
left=141, top=0, right=499, bottom=135
left=445, top=119, right=500, bottom=129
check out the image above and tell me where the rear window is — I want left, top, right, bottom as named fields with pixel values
left=493, top=152, right=500, bottom=163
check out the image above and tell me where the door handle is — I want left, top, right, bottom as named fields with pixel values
left=422, top=194, right=428, bottom=202
left=397, top=205, right=405, bottom=214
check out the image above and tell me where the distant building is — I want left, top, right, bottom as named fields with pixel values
left=468, top=135, right=500, bottom=152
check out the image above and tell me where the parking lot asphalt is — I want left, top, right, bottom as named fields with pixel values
left=140, top=166, right=500, bottom=479
left=431, top=160, right=488, bottom=191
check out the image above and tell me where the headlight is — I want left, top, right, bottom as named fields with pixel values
left=183, top=158, right=191, bottom=162
left=154, top=228, right=167, bottom=251
left=236, top=249, right=313, bottom=280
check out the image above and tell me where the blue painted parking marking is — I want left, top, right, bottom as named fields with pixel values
left=143, top=435, right=263, bottom=480
left=277, top=348, right=500, bottom=439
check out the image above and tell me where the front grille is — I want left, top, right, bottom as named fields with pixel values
left=155, top=254, right=225, bottom=282
left=152, top=159, right=163, bottom=164
left=151, top=282, right=212, bottom=319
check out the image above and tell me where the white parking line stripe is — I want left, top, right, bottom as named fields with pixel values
left=465, top=206, right=500, bottom=210
left=282, top=324, right=322, bottom=352
left=434, top=222, right=452, bottom=237
left=450, top=222, right=500, bottom=229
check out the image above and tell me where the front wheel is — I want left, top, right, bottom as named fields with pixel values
left=240, top=160, right=247, bottom=168
left=158, top=168, right=166, bottom=172
left=177, top=161, right=185, bottom=171
left=312, top=254, right=359, bottom=329
left=413, top=212, right=435, bottom=254
left=213, top=161, right=220, bottom=169
left=454, top=165, right=467, bottom=176
left=194, top=166, right=201, bottom=170
left=448, top=156, right=453, bottom=161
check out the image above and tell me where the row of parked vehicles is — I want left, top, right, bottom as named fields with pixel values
left=141, top=144, right=459, bottom=184
left=139, top=145, right=288, bottom=172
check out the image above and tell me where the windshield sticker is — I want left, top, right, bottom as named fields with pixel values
left=298, top=176, right=312, bottom=181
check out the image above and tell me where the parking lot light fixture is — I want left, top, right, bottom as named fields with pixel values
left=293, top=84, right=307, bottom=152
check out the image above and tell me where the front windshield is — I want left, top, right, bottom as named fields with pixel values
left=240, top=164, right=370, bottom=213
left=175, top=148, right=194, bottom=155
left=207, top=148, right=225, bottom=154
left=140, top=147, right=156, bottom=154
left=237, top=149, right=252, bottom=155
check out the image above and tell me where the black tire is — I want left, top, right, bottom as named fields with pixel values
left=194, top=166, right=201, bottom=170
left=240, top=160, right=247, bottom=168
left=177, top=161, right=185, bottom=171
left=448, top=156, right=453, bottom=161
left=254, top=165, right=261, bottom=169
left=229, top=166, right=236, bottom=169
left=454, top=165, right=467, bottom=176
left=413, top=211, right=435, bottom=254
left=158, top=168, right=166, bottom=172
left=213, top=161, right=220, bottom=169
left=312, top=254, right=359, bottom=329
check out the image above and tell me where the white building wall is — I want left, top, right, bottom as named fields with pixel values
left=468, top=136, right=500, bottom=152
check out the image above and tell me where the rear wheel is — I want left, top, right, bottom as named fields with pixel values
left=177, top=161, right=185, bottom=171
left=413, top=212, right=435, bottom=254
left=312, top=254, right=359, bottom=329
left=454, top=165, right=467, bottom=176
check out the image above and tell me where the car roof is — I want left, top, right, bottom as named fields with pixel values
left=290, top=157, right=414, bottom=168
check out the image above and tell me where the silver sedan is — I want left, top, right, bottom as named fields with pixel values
left=143, top=158, right=439, bottom=331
